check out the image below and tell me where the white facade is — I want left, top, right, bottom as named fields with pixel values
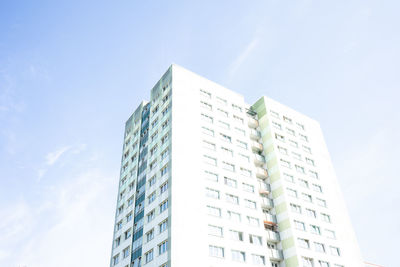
left=109, top=64, right=364, bottom=267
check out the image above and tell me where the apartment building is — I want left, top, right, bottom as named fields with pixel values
left=109, top=64, right=364, bottom=267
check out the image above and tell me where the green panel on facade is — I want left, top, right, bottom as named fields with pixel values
left=282, top=237, right=295, bottom=250
left=278, top=218, right=291, bottom=231
left=275, top=202, right=287, bottom=214
left=272, top=186, right=284, bottom=198
left=270, top=172, right=280, bottom=183
left=285, top=255, right=299, bottom=267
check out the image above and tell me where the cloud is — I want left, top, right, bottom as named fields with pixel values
left=228, top=37, right=259, bottom=79
left=45, top=146, right=71, bottom=166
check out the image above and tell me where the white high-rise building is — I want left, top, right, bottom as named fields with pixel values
left=110, top=64, right=364, bottom=267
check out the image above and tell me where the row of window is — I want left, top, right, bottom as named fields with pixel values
left=206, top=205, right=261, bottom=226
left=286, top=187, right=327, bottom=207
left=298, top=238, right=341, bottom=256
left=272, top=120, right=308, bottom=140
left=209, top=245, right=267, bottom=265
left=144, top=239, right=169, bottom=264
left=146, top=198, right=169, bottom=223
left=200, top=89, right=244, bottom=113
left=275, top=133, right=311, bottom=153
left=208, top=225, right=264, bottom=245
left=302, top=256, right=344, bottom=267
left=269, top=109, right=305, bottom=132
left=205, top=187, right=258, bottom=208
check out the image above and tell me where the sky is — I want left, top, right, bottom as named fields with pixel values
left=0, top=1, right=399, bottom=266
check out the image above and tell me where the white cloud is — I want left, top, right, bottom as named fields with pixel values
left=45, top=146, right=71, bottom=166
left=229, top=38, right=259, bottom=79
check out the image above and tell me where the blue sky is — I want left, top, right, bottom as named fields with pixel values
left=0, top=1, right=399, bottom=266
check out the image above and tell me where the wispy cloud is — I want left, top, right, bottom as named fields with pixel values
left=45, top=146, right=71, bottom=166
left=228, top=37, right=259, bottom=79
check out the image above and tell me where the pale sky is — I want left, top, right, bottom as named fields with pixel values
left=0, top=1, right=399, bottom=266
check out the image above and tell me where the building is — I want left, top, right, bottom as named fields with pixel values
left=109, top=64, right=364, bottom=267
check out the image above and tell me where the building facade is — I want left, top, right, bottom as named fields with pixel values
left=109, top=64, right=364, bottom=267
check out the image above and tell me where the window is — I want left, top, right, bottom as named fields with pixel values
left=232, top=104, right=242, bottom=112
left=298, top=238, right=310, bottom=249
left=242, top=183, right=254, bottom=193
left=216, top=97, right=227, bottom=105
left=330, top=246, right=340, bottom=256
left=271, top=262, right=279, bottom=267
left=161, top=164, right=169, bottom=176
left=280, top=159, right=291, bottom=168
left=114, top=236, right=121, bottom=247
left=306, top=157, right=315, bottom=166
left=296, top=122, right=305, bottom=130
left=217, top=108, right=228, bottom=117
left=319, top=260, right=330, bottom=267
left=299, top=179, right=309, bottom=188
left=234, top=127, right=246, bottom=136
left=149, top=175, right=156, bottom=187
left=244, top=199, right=257, bottom=209
left=221, top=146, right=233, bottom=157
left=237, top=140, right=248, bottom=149
left=283, top=116, right=292, bottom=124
left=151, top=131, right=158, bottom=142
left=158, top=240, right=168, bottom=255
left=112, top=254, right=119, bottom=265
left=151, top=118, right=159, bottom=128
left=321, top=213, right=331, bottom=223
left=204, top=170, right=218, bottom=182
left=207, top=206, right=221, bottom=217
left=161, top=133, right=169, bottom=144
left=200, top=101, right=212, bottom=110
left=160, top=199, right=168, bottom=213
left=290, top=203, right=302, bottom=213
left=302, top=193, right=312, bottom=202
left=209, top=245, right=224, bottom=258
left=270, top=110, right=279, bottom=118
left=238, top=153, right=249, bottom=162
left=317, top=198, right=327, bottom=207
left=240, top=167, right=251, bottom=177
left=147, top=210, right=155, bottom=222
left=284, top=173, right=294, bottom=182
left=160, top=182, right=168, bottom=194
left=310, top=224, right=321, bottom=235
left=150, top=144, right=158, bottom=156
left=272, top=121, right=282, bottom=130
left=313, top=184, right=322, bottom=193
left=161, top=147, right=169, bottom=160
left=161, top=119, right=169, bottom=130
left=289, top=140, right=298, bottom=148
left=249, top=234, right=262, bottom=245
left=218, top=120, right=230, bottom=129
left=126, top=212, right=133, bottom=222
left=146, top=229, right=154, bottom=242
left=309, top=170, right=319, bottom=179
left=222, top=161, right=235, bottom=171
left=202, top=140, right=216, bottom=150
left=201, top=126, right=214, bottom=136
left=294, top=220, right=306, bottom=231
left=303, top=145, right=311, bottom=153
left=224, top=177, right=237, bottom=188
left=275, top=133, right=285, bottom=142
left=201, top=113, right=213, bottom=123
left=162, top=94, right=169, bottom=104
left=220, top=133, right=232, bottom=143
left=233, top=115, right=244, bottom=124
left=226, top=194, right=239, bottom=204
left=145, top=249, right=153, bottom=263
left=315, top=242, right=326, bottom=253
left=302, top=257, right=313, bottom=267
left=229, top=230, right=243, bottom=241
left=299, top=134, right=308, bottom=142
left=287, top=128, right=295, bottom=136
left=247, top=216, right=259, bottom=227
left=149, top=160, right=157, bottom=170
left=231, top=250, right=246, bottom=262
left=292, top=152, right=302, bottom=160
left=128, top=181, right=135, bottom=191
left=200, top=89, right=211, bottom=98
left=159, top=219, right=168, bottom=233
left=287, top=188, right=298, bottom=198
left=208, top=225, right=223, bottom=237
left=206, top=188, right=220, bottom=199
left=116, top=220, right=123, bottom=230
left=123, top=246, right=130, bottom=258
left=203, top=155, right=217, bottom=166
left=227, top=210, right=241, bottom=222
left=306, top=208, right=317, bottom=218
left=325, top=229, right=336, bottom=239
left=295, top=165, right=305, bottom=173
left=162, top=105, right=170, bottom=116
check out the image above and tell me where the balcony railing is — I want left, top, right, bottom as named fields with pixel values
left=261, top=197, right=274, bottom=209
left=251, top=141, right=263, bottom=152
left=254, top=154, right=266, bottom=166
left=248, top=118, right=259, bottom=128
left=249, top=129, right=261, bottom=140
left=256, top=168, right=268, bottom=179
left=267, top=248, right=283, bottom=261
left=266, top=229, right=280, bottom=242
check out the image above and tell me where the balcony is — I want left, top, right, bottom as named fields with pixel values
left=256, top=168, right=269, bottom=179
left=261, top=197, right=274, bottom=209
left=259, top=183, right=270, bottom=195
left=248, top=118, right=259, bottom=128
left=264, top=213, right=277, bottom=224
left=266, top=229, right=280, bottom=243
left=251, top=141, right=263, bottom=152
left=249, top=129, right=261, bottom=140
left=254, top=154, right=266, bottom=166
left=268, top=248, right=283, bottom=261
